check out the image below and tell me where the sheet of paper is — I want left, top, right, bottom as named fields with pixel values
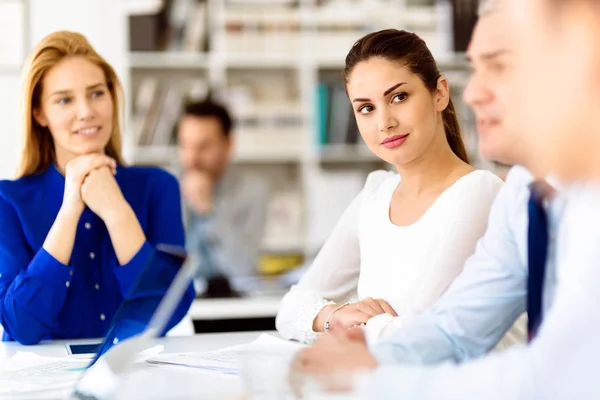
left=0, top=352, right=89, bottom=399
left=147, top=334, right=304, bottom=376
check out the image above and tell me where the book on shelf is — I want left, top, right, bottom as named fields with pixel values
left=315, top=81, right=360, bottom=148
left=152, top=83, right=186, bottom=146
left=128, top=0, right=207, bottom=52
left=226, top=0, right=298, bottom=4
left=131, top=77, right=159, bottom=146
left=135, top=79, right=164, bottom=146
left=166, top=0, right=192, bottom=51
left=129, top=10, right=169, bottom=51
left=182, top=1, right=207, bottom=51
left=262, top=189, right=304, bottom=254
left=166, top=0, right=207, bottom=52
left=132, top=78, right=209, bottom=149
left=222, top=7, right=301, bottom=54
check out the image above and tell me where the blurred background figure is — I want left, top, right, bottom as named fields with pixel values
left=177, top=100, right=270, bottom=295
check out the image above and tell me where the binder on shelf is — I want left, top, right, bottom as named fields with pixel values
left=132, top=78, right=211, bottom=150
left=316, top=83, right=329, bottom=146
left=153, top=83, right=185, bottom=146
left=315, top=81, right=361, bottom=148
left=182, top=2, right=207, bottom=52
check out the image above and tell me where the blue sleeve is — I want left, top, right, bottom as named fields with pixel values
left=112, top=170, right=194, bottom=334
left=370, top=167, right=528, bottom=365
left=0, top=192, right=74, bottom=345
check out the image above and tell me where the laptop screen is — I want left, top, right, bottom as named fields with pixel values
left=88, top=244, right=189, bottom=367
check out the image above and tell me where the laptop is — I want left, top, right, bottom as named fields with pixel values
left=68, top=243, right=197, bottom=400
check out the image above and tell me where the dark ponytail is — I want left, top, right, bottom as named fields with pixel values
left=344, top=29, right=469, bottom=164
left=442, top=99, right=469, bottom=163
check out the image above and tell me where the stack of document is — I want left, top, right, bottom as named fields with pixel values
left=0, top=352, right=89, bottom=399
left=147, top=334, right=304, bottom=376
left=107, top=334, right=306, bottom=399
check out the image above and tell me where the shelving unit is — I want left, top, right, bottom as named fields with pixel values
left=128, top=51, right=211, bottom=69
left=122, top=0, right=475, bottom=261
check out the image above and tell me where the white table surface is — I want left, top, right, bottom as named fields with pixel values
left=0, top=330, right=272, bottom=360
left=0, top=331, right=279, bottom=400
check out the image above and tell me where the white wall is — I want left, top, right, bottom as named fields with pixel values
left=0, top=0, right=127, bottom=180
left=28, top=0, right=126, bottom=81
left=0, top=0, right=27, bottom=179
left=0, top=74, right=22, bottom=179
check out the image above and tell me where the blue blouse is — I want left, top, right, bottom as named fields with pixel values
left=0, top=165, right=195, bottom=344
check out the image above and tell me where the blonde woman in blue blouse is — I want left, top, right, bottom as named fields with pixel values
left=0, top=31, right=194, bottom=344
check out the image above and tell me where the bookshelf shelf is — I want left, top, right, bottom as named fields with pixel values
left=231, top=103, right=303, bottom=118
left=128, top=51, right=210, bottom=69
left=131, top=145, right=304, bottom=165
left=120, top=0, right=162, bottom=15
left=316, top=144, right=381, bottom=164
left=314, top=55, right=348, bottom=69
left=233, top=149, right=304, bottom=164
left=223, top=53, right=301, bottom=69
left=226, top=0, right=296, bottom=4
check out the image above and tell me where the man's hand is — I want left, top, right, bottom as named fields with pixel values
left=182, top=170, right=214, bottom=215
left=293, top=323, right=379, bottom=375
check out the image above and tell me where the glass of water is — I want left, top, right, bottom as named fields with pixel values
left=291, top=369, right=371, bottom=400
left=240, top=347, right=297, bottom=400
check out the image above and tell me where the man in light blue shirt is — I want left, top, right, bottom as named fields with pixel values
left=292, top=2, right=600, bottom=398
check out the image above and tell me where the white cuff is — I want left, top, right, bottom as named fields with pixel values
left=365, top=313, right=395, bottom=346
left=276, top=285, right=336, bottom=344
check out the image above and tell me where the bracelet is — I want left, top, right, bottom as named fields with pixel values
left=324, top=302, right=351, bottom=332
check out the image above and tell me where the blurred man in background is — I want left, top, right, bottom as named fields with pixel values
left=177, top=100, right=270, bottom=294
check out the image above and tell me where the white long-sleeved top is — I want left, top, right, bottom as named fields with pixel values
left=276, top=169, right=504, bottom=344
left=361, top=181, right=600, bottom=400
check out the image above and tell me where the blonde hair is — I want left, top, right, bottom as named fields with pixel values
left=17, top=31, right=125, bottom=178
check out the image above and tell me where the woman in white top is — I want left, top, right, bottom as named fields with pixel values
left=276, top=29, right=504, bottom=345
